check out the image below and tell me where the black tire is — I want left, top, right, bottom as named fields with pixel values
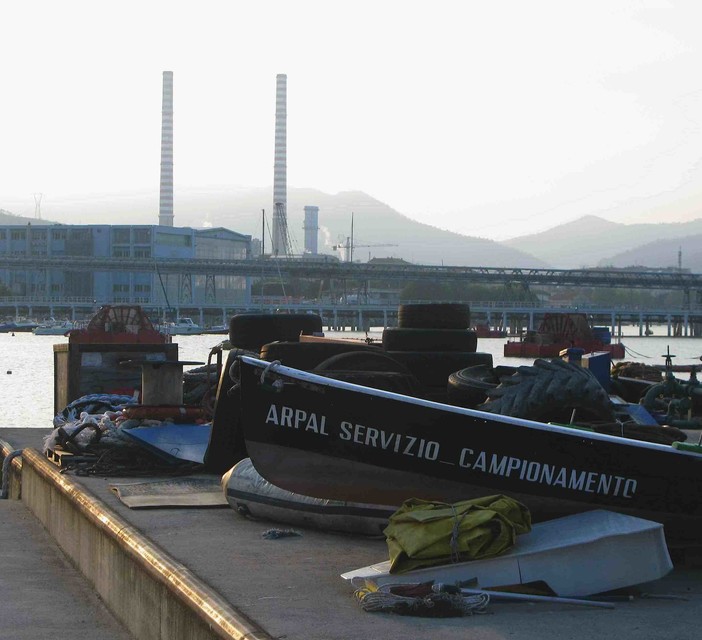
left=382, top=328, right=478, bottom=352
left=447, top=364, right=518, bottom=409
left=259, top=340, right=381, bottom=371
left=229, top=313, right=323, bottom=351
left=385, top=351, right=493, bottom=388
left=398, top=303, right=470, bottom=329
left=313, top=370, right=425, bottom=396
left=313, top=351, right=426, bottom=397
left=478, top=358, right=614, bottom=422
left=314, top=350, right=413, bottom=374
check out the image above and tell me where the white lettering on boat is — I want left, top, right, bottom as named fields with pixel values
left=262, top=403, right=637, bottom=500
left=458, top=448, right=637, bottom=499
left=265, top=404, right=328, bottom=435
left=339, top=421, right=440, bottom=461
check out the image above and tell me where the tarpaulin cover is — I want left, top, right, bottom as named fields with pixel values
left=385, top=495, right=532, bottom=573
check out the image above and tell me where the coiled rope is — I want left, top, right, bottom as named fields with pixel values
left=352, top=578, right=490, bottom=616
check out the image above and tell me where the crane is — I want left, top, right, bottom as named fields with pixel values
left=332, top=237, right=398, bottom=262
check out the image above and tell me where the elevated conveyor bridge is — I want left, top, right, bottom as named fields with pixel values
left=1, top=255, right=700, bottom=292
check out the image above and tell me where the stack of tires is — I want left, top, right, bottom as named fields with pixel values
left=309, top=350, right=426, bottom=397
left=206, top=313, right=327, bottom=474
left=232, top=313, right=426, bottom=397
left=229, top=313, right=324, bottom=353
left=259, top=339, right=382, bottom=371
left=382, top=303, right=493, bottom=403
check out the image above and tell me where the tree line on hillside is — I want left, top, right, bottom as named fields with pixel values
left=251, top=277, right=682, bottom=307
left=0, top=274, right=682, bottom=308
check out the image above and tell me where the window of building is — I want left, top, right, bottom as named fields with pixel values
left=0, top=230, right=5, bottom=240
left=112, top=247, right=130, bottom=258
left=134, top=247, right=151, bottom=258
left=52, top=229, right=67, bottom=241
left=133, top=228, right=151, bottom=244
left=155, top=231, right=192, bottom=247
left=69, top=229, right=91, bottom=242
left=11, top=230, right=26, bottom=241
left=113, top=228, right=130, bottom=244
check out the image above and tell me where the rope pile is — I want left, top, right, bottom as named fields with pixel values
left=353, top=579, right=489, bottom=617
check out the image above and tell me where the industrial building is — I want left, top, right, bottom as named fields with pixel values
left=0, top=223, right=252, bottom=305
left=0, top=70, right=324, bottom=311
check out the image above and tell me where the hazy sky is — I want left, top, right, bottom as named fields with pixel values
left=2, top=0, right=702, bottom=240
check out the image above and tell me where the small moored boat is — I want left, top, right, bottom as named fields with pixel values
left=0, top=318, right=39, bottom=333
left=158, top=317, right=203, bottom=335
left=504, top=313, right=625, bottom=359
left=33, top=319, right=80, bottom=336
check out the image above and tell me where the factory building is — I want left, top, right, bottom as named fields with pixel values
left=0, top=223, right=252, bottom=305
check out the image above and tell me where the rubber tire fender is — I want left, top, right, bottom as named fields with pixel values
left=385, top=351, right=493, bottom=388
left=397, top=303, right=470, bottom=329
left=259, top=340, right=382, bottom=371
left=314, top=350, right=414, bottom=374
left=447, top=364, right=518, bottom=409
left=229, top=313, right=323, bottom=351
left=382, top=327, right=478, bottom=352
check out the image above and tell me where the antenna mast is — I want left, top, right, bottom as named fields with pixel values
left=33, top=193, right=43, bottom=219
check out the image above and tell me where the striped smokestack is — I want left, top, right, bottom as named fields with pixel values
left=272, top=73, right=287, bottom=256
left=159, top=70, right=174, bottom=227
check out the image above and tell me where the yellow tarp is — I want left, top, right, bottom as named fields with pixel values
left=385, top=495, right=532, bottom=574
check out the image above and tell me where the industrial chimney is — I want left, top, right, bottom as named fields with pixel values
left=159, top=71, right=174, bottom=227
left=272, top=73, right=288, bottom=255
left=303, top=206, right=319, bottom=255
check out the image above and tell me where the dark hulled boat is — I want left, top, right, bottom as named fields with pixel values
left=236, top=355, right=702, bottom=546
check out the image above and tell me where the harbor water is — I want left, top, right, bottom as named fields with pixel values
left=2, top=329, right=702, bottom=429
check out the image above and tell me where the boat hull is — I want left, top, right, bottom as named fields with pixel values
left=504, top=340, right=626, bottom=359
left=237, top=356, right=702, bottom=545
left=0, top=321, right=39, bottom=333
left=33, top=322, right=78, bottom=335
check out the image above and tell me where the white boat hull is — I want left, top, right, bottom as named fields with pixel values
left=342, top=509, right=673, bottom=597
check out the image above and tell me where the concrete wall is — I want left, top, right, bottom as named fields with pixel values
left=0, top=442, right=270, bottom=640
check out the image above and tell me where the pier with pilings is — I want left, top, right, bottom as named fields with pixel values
left=2, top=297, right=701, bottom=336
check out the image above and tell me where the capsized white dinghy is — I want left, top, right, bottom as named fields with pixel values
left=341, top=509, right=673, bottom=597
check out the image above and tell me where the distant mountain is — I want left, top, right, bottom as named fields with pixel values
left=2, top=188, right=548, bottom=268
left=0, top=209, right=40, bottom=225
left=598, top=234, right=702, bottom=272
left=179, top=187, right=548, bottom=268
left=501, top=215, right=702, bottom=268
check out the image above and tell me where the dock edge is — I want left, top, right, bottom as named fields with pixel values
left=0, top=440, right=271, bottom=640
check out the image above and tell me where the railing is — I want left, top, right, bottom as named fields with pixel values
left=2, top=255, right=702, bottom=290
left=2, top=296, right=702, bottom=314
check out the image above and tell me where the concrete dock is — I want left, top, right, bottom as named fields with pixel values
left=2, top=427, right=702, bottom=640
left=0, top=499, right=133, bottom=640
